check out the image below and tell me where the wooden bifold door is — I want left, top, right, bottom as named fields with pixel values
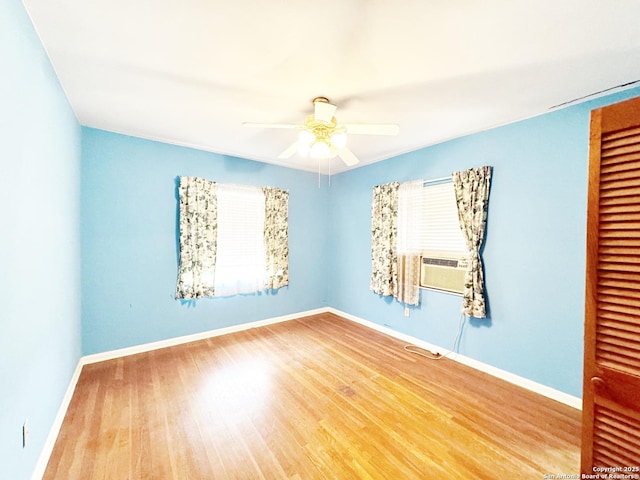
left=582, top=95, right=640, bottom=473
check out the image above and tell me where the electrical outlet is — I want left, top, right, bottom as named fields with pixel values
left=404, top=307, right=410, bottom=317
left=22, top=420, right=29, bottom=448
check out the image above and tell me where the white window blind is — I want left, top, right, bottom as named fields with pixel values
left=397, top=180, right=424, bottom=254
left=397, top=179, right=468, bottom=257
left=214, top=183, right=267, bottom=296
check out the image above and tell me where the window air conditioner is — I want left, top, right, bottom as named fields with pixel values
left=419, top=252, right=469, bottom=294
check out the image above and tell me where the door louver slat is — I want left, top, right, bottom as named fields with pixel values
left=599, top=222, right=640, bottom=231
left=599, top=245, right=640, bottom=254
left=600, top=197, right=640, bottom=208
left=599, top=213, right=640, bottom=224
left=593, top=405, right=640, bottom=467
left=596, top=407, right=640, bottom=443
left=599, top=256, right=640, bottom=266
left=598, top=286, right=640, bottom=299
left=598, top=298, right=640, bottom=312
left=599, top=202, right=640, bottom=213
left=597, top=270, right=640, bottom=282
left=594, top=352, right=640, bottom=376
left=599, top=262, right=640, bottom=272
left=599, top=186, right=640, bottom=198
left=603, top=133, right=640, bottom=148
left=597, top=347, right=640, bottom=366
left=597, top=327, right=640, bottom=346
left=597, top=317, right=640, bottom=334
left=597, top=315, right=640, bottom=335
left=601, top=125, right=640, bottom=142
left=598, top=228, right=640, bottom=238
left=600, top=157, right=640, bottom=175
left=600, top=144, right=640, bottom=159
left=593, top=438, right=639, bottom=466
left=599, top=176, right=640, bottom=191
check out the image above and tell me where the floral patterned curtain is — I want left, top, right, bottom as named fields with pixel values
left=452, top=166, right=492, bottom=318
left=263, top=186, right=289, bottom=289
left=175, top=176, right=218, bottom=299
left=370, top=182, right=400, bottom=297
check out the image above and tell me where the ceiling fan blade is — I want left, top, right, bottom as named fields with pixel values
left=314, top=101, right=337, bottom=124
left=242, top=122, right=300, bottom=129
left=278, top=142, right=299, bottom=159
left=337, top=147, right=359, bottom=166
left=344, top=123, right=399, bottom=135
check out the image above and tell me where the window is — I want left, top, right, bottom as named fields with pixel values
left=214, top=183, right=267, bottom=296
left=371, top=167, right=491, bottom=311
left=397, top=179, right=468, bottom=258
left=175, top=177, right=289, bottom=300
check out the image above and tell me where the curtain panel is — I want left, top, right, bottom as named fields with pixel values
left=396, top=180, right=424, bottom=306
left=263, top=186, right=289, bottom=289
left=370, top=182, right=400, bottom=297
left=452, top=166, right=492, bottom=318
left=175, top=176, right=218, bottom=299
left=395, top=255, right=421, bottom=306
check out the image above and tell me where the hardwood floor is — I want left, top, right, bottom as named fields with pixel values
left=43, top=313, right=581, bottom=479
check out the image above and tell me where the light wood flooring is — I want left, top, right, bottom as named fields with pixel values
left=44, top=313, right=581, bottom=479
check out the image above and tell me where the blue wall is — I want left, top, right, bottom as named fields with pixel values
left=0, top=1, right=82, bottom=479
left=327, top=87, right=640, bottom=398
left=81, top=128, right=330, bottom=355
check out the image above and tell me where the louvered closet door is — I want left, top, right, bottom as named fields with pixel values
left=582, top=95, right=640, bottom=474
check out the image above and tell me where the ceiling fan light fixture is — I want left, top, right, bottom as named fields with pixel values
left=298, top=129, right=315, bottom=145
left=309, top=140, right=331, bottom=159
left=297, top=143, right=311, bottom=157
left=297, top=129, right=316, bottom=157
left=330, top=131, right=347, bottom=149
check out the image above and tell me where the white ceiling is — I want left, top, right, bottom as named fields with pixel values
left=23, top=0, right=640, bottom=174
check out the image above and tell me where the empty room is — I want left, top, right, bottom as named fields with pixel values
left=2, top=1, right=640, bottom=479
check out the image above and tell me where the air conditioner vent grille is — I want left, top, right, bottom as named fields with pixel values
left=423, top=257, right=460, bottom=268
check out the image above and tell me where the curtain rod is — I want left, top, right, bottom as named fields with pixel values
left=423, top=175, right=452, bottom=186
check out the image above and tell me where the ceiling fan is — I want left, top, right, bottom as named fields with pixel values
left=243, top=97, right=399, bottom=166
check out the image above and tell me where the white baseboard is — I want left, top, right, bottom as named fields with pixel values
left=327, top=307, right=582, bottom=410
left=82, top=307, right=328, bottom=365
left=31, top=361, right=84, bottom=480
